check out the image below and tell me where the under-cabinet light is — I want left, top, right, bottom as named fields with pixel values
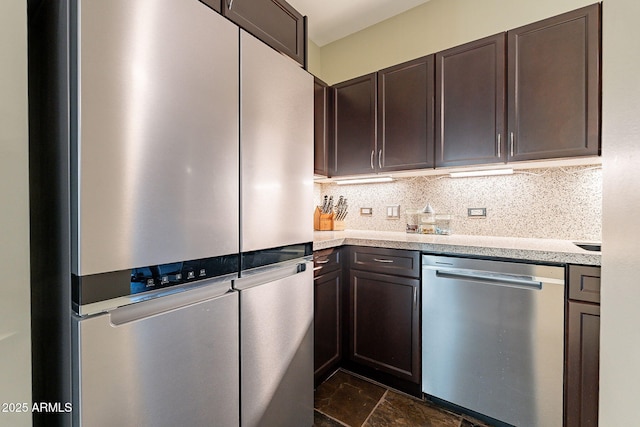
left=334, top=176, right=394, bottom=185
left=449, top=168, right=514, bottom=178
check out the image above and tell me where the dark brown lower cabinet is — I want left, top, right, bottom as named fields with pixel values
left=348, top=269, right=420, bottom=386
left=313, top=248, right=343, bottom=386
left=566, top=265, right=601, bottom=427
left=314, top=268, right=342, bottom=385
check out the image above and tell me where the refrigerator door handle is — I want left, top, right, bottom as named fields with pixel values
left=108, top=279, right=233, bottom=326
left=234, top=260, right=312, bottom=291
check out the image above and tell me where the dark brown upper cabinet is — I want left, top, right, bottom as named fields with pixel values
left=222, top=0, right=306, bottom=66
left=331, top=73, right=377, bottom=176
left=378, top=55, right=435, bottom=171
left=199, top=0, right=221, bottom=13
left=507, top=4, right=600, bottom=161
left=435, top=33, right=506, bottom=168
left=314, top=77, right=330, bottom=176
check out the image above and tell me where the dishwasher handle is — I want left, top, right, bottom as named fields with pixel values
left=434, top=268, right=543, bottom=290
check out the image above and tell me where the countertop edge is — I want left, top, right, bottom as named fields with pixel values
left=312, top=232, right=601, bottom=266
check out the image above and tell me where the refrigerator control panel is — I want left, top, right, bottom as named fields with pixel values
left=72, top=253, right=239, bottom=313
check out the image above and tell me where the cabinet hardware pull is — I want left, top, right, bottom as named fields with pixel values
left=378, top=149, right=382, bottom=169
left=315, top=259, right=329, bottom=264
left=373, top=258, right=394, bottom=263
left=370, top=150, right=375, bottom=169
left=497, top=133, right=501, bottom=158
left=414, top=287, right=418, bottom=307
left=510, top=132, right=515, bottom=157
left=228, top=0, right=234, bottom=9
left=313, top=266, right=324, bottom=272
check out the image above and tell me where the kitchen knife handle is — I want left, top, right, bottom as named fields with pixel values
left=378, top=149, right=382, bottom=169
left=370, top=150, right=375, bottom=169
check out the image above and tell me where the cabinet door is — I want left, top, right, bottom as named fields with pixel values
left=222, top=0, right=305, bottom=66
left=566, top=301, right=600, bottom=427
left=332, top=73, right=377, bottom=176
left=378, top=55, right=435, bottom=171
left=349, top=270, right=420, bottom=383
left=314, top=78, right=330, bottom=176
left=435, top=34, right=506, bottom=167
left=314, top=269, right=342, bottom=385
left=507, top=4, right=600, bottom=161
left=199, top=0, right=221, bottom=12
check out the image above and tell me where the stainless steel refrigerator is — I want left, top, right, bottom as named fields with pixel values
left=29, top=1, right=242, bottom=425
left=236, top=31, right=314, bottom=427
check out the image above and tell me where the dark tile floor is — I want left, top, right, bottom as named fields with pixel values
left=314, top=370, right=492, bottom=427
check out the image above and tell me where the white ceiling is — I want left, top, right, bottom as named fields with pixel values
left=287, top=0, right=431, bottom=47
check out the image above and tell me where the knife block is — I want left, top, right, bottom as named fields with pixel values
left=314, top=207, right=334, bottom=231
left=332, top=220, right=345, bottom=231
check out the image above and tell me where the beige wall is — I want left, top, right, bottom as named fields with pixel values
left=316, top=0, right=595, bottom=84
left=307, top=39, right=322, bottom=79
left=0, top=0, right=32, bottom=426
left=600, top=0, right=640, bottom=424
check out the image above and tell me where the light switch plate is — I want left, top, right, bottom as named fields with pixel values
left=468, top=208, right=487, bottom=218
left=386, top=205, right=400, bottom=219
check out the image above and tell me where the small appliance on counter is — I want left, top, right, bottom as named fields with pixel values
left=406, top=203, right=452, bottom=235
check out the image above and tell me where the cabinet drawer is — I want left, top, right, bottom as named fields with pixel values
left=314, top=248, right=342, bottom=277
left=350, top=247, right=420, bottom=278
left=568, top=265, right=601, bottom=304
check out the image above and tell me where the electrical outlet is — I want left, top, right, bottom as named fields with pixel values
left=468, top=208, right=487, bottom=218
left=360, top=207, right=373, bottom=216
left=386, top=205, right=400, bottom=219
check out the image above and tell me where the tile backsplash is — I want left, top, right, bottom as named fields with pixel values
left=315, top=165, right=602, bottom=241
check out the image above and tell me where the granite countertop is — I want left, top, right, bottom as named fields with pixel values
left=313, top=230, right=601, bottom=266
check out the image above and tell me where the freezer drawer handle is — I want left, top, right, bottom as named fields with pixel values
left=373, top=258, right=394, bottom=264
left=435, top=269, right=542, bottom=290
left=109, top=279, right=233, bottom=325
left=234, top=260, right=311, bottom=290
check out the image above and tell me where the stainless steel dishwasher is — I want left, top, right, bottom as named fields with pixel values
left=421, top=255, right=565, bottom=427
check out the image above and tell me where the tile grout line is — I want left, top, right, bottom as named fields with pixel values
left=360, top=389, right=389, bottom=427
left=314, top=408, right=351, bottom=427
